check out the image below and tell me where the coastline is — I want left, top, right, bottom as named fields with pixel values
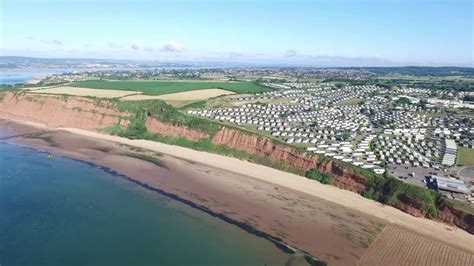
left=62, top=127, right=474, bottom=248
left=24, top=76, right=44, bottom=85
left=0, top=140, right=315, bottom=264
left=1, top=119, right=473, bottom=265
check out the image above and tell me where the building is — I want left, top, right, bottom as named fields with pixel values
left=432, top=176, right=470, bottom=194
left=441, top=139, right=457, bottom=166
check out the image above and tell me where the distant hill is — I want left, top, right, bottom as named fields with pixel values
left=360, top=66, right=474, bottom=76
left=0, top=56, right=193, bottom=68
left=0, top=56, right=472, bottom=73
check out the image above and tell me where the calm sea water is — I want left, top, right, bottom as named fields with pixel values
left=0, top=142, right=303, bottom=265
left=0, top=72, right=38, bottom=85
left=0, top=70, right=66, bottom=85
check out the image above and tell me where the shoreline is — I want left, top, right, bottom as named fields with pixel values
left=1, top=119, right=473, bottom=265
left=24, top=76, right=44, bottom=85
left=1, top=140, right=318, bottom=264
left=0, top=120, right=386, bottom=265
left=61, top=127, right=474, bottom=247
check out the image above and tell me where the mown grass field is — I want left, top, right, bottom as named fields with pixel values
left=336, top=97, right=364, bottom=106
left=70, top=80, right=270, bottom=95
left=457, top=146, right=474, bottom=166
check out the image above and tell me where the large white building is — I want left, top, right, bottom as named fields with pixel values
left=441, top=139, right=457, bottom=166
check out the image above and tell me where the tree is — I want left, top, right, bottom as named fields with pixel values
left=335, top=82, right=344, bottom=89
left=342, top=132, right=350, bottom=141
left=396, top=97, right=411, bottom=105
left=305, top=170, right=333, bottom=184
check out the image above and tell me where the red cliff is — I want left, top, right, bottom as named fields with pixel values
left=212, top=127, right=371, bottom=192
left=0, top=92, right=129, bottom=130
left=211, top=127, right=473, bottom=233
left=145, top=116, right=210, bottom=141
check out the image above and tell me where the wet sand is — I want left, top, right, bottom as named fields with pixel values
left=1, top=120, right=473, bottom=265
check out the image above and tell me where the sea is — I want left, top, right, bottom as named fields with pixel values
left=0, top=70, right=70, bottom=86
left=0, top=142, right=306, bottom=265
left=0, top=67, right=212, bottom=86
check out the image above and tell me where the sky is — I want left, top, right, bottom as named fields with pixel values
left=0, top=0, right=473, bottom=66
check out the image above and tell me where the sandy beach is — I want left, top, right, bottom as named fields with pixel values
left=60, top=127, right=474, bottom=248
left=1, top=119, right=473, bottom=265
left=24, top=76, right=44, bottom=85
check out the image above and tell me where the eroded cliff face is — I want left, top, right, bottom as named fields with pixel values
left=437, top=204, right=474, bottom=234
left=395, top=194, right=427, bottom=218
left=145, top=116, right=209, bottom=141
left=212, top=127, right=370, bottom=192
left=211, top=127, right=473, bottom=233
left=0, top=92, right=129, bottom=130
left=212, top=126, right=320, bottom=170
left=315, top=160, right=370, bottom=193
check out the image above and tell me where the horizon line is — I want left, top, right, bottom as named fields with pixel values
left=1, top=55, right=473, bottom=69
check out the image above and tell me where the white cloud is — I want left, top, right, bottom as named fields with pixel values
left=160, top=41, right=185, bottom=53
left=52, top=40, right=62, bottom=45
left=108, top=42, right=121, bottom=48
left=40, top=39, right=63, bottom=45
left=130, top=42, right=153, bottom=52
left=285, top=49, right=298, bottom=57
left=229, top=51, right=243, bottom=57
left=143, top=46, right=154, bottom=52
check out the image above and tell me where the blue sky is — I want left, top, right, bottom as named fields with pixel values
left=1, top=0, right=472, bottom=66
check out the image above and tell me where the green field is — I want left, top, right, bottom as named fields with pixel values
left=336, top=97, right=364, bottom=106
left=457, top=146, right=474, bottom=166
left=70, top=80, right=270, bottom=95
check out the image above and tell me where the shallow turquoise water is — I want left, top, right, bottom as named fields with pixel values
left=0, top=142, right=301, bottom=266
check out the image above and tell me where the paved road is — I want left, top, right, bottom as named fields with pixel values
left=387, top=164, right=455, bottom=188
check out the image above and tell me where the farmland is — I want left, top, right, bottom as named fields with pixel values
left=120, top=88, right=235, bottom=107
left=27, top=86, right=140, bottom=98
left=359, top=225, right=474, bottom=266
left=70, top=80, right=270, bottom=95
